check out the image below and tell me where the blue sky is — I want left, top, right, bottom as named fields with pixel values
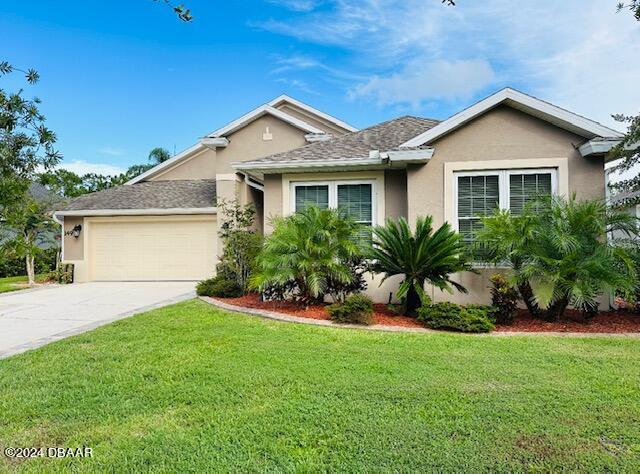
left=1, top=0, right=638, bottom=175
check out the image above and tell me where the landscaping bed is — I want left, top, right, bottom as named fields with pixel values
left=214, top=293, right=640, bottom=333
left=496, top=308, right=640, bottom=333
left=214, top=293, right=423, bottom=328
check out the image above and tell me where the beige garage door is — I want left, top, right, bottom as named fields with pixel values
left=88, top=217, right=217, bottom=281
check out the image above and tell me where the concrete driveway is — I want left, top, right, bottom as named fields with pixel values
left=0, top=281, right=196, bottom=359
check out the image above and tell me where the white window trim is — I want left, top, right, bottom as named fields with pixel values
left=290, top=179, right=378, bottom=226
left=452, top=167, right=558, bottom=232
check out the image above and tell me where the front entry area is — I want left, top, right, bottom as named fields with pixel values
left=87, top=216, right=217, bottom=281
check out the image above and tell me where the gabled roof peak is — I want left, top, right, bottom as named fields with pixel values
left=400, top=87, right=622, bottom=148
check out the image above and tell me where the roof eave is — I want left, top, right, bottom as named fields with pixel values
left=232, top=157, right=385, bottom=174
left=268, top=95, right=359, bottom=132
left=54, top=207, right=218, bottom=219
left=579, top=139, right=623, bottom=157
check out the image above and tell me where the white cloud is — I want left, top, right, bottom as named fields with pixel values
left=58, top=160, right=126, bottom=176
left=350, top=59, right=496, bottom=107
left=266, top=0, right=321, bottom=11
left=275, top=77, right=320, bottom=95
left=256, top=0, right=640, bottom=124
left=96, top=147, right=126, bottom=157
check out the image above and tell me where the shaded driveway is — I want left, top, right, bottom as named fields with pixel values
left=0, top=282, right=196, bottom=358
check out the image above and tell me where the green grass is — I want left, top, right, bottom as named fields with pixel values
left=0, top=275, right=48, bottom=294
left=0, top=276, right=28, bottom=294
left=1, top=300, right=639, bottom=471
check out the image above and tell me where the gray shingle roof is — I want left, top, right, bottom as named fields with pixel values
left=62, top=179, right=217, bottom=211
left=239, top=116, right=439, bottom=165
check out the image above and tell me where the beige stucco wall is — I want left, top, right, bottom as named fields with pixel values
left=263, top=174, right=283, bottom=233
left=150, top=148, right=216, bottom=181
left=216, top=115, right=308, bottom=175
left=384, top=170, right=408, bottom=220
left=62, top=216, right=84, bottom=261
left=406, top=105, right=606, bottom=305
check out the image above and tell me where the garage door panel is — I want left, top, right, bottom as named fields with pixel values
left=89, top=218, right=217, bottom=281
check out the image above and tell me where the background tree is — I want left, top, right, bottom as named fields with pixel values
left=148, top=147, right=171, bottom=164
left=0, top=62, right=60, bottom=210
left=1, top=196, right=59, bottom=284
left=608, top=2, right=640, bottom=204
left=154, top=0, right=193, bottom=22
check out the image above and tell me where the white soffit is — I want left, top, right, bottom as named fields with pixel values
left=400, top=88, right=623, bottom=148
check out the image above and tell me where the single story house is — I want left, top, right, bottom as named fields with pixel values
left=54, top=88, right=623, bottom=303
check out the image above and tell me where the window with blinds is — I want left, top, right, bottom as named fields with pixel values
left=294, top=185, right=329, bottom=212
left=509, top=173, right=552, bottom=215
left=337, top=184, right=373, bottom=227
left=455, top=169, right=555, bottom=259
left=457, top=175, right=500, bottom=256
left=292, top=181, right=375, bottom=236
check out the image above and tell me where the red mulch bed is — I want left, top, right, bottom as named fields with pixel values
left=495, top=309, right=640, bottom=333
left=213, top=293, right=640, bottom=333
left=213, top=293, right=423, bottom=328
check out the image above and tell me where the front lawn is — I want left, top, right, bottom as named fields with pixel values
left=0, top=276, right=29, bottom=294
left=1, top=300, right=639, bottom=471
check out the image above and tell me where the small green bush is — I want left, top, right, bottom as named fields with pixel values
left=489, top=273, right=519, bottom=324
left=46, top=263, right=74, bottom=284
left=196, top=276, right=243, bottom=298
left=417, top=302, right=495, bottom=333
left=328, top=293, right=374, bottom=325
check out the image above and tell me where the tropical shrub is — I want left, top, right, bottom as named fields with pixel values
left=328, top=293, right=374, bottom=325
left=46, top=263, right=74, bottom=284
left=324, top=256, right=369, bottom=302
left=368, top=216, right=474, bottom=316
left=417, top=302, right=495, bottom=333
left=477, top=195, right=638, bottom=321
left=251, top=206, right=363, bottom=304
left=196, top=276, right=242, bottom=298
left=489, top=273, right=519, bottom=324
left=217, top=199, right=262, bottom=293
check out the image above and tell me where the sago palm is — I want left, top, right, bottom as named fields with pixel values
left=368, top=216, right=474, bottom=315
left=251, top=206, right=363, bottom=304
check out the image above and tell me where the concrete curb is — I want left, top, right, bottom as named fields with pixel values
left=200, top=297, right=640, bottom=338
left=0, top=291, right=196, bottom=360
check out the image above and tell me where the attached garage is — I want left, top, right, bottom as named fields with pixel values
left=55, top=180, right=219, bottom=283
left=87, top=216, right=217, bottom=281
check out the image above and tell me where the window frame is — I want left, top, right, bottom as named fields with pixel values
left=452, top=167, right=558, bottom=233
left=290, top=179, right=377, bottom=226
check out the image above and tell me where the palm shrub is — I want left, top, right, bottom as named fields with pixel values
left=477, top=195, right=638, bottom=321
left=251, top=206, right=364, bottom=304
left=368, top=216, right=474, bottom=316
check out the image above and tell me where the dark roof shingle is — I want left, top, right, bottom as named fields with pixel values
left=62, top=179, right=217, bottom=211
left=240, top=116, right=439, bottom=165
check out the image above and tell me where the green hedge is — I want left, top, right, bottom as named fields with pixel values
left=417, top=302, right=495, bottom=333
left=196, top=276, right=243, bottom=298
left=327, top=293, right=374, bottom=325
